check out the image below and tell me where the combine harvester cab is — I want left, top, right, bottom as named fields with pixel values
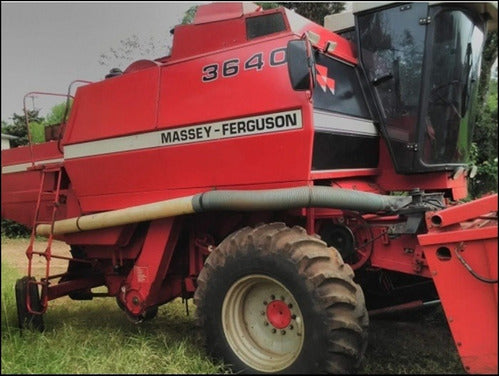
left=1, top=2, right=498, bottom=374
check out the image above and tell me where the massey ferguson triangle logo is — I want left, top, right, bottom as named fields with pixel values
left=315, top=64, right=335, bottom=95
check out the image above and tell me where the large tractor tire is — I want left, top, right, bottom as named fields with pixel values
left=194, top=223, right=368, bottom=374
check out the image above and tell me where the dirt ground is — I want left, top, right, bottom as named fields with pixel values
left=1, top=237, right=72, bottom=277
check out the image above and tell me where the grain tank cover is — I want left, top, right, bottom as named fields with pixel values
left=193, top=2, right=260, bottom=24
left=170, top=2, right=283, bottom=60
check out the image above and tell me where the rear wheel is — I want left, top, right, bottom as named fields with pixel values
left=194, top=223, right=368, bottom=373
left=15, top=276, right=45, bottom=331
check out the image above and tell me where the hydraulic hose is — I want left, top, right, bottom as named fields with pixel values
left=193, top=186, right=411, bottom=213
left=36, top=186, right=412, bottom=236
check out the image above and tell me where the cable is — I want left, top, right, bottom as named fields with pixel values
left=455, top=247, right=498, bottom=284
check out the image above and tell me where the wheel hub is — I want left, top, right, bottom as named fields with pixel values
left=222, top=274, right=304, bottom=372
left=266, top=300, right=291, bottom=329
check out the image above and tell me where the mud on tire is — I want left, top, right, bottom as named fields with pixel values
left=194, top=223, right=369, bottom=374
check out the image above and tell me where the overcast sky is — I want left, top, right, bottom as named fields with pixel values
left=1, top=2, right=203, bottom=122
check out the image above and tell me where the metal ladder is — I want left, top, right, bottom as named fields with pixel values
left=25, top=164, right=64, bottom=314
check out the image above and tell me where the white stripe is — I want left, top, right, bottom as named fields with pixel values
left=2, top=158, right=64, bottom=174
left=313, top=110, right=378, bottom=137
left=64, top=110, right=302, bottom=159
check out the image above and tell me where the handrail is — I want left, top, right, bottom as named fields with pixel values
left=22, top=80, right=93, bottom=165
left=23, top=91, right=73, bottom=168
left=57, top=80, right=93, bottom=153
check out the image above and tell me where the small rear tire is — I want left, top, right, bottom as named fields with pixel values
left=15, top=276, right=45, bottom=331
left=194, top=223, right=368, bottom=373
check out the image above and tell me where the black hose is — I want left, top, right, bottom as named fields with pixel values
left=455, top=248, right=498, bottom=284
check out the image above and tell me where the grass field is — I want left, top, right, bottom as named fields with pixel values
left=1, top=238, right=465, bottom=374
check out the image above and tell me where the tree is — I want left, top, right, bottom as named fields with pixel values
left=98, top=34, right=167, bottom=69
left=181, top=5, right=198, bottom=24
left=468, top=30, right=499, bottom=198
left=470, top=77, right=499, bottom=198
left=44, top=100, right=73, bottom=126
left=276, top=2, right=345, bottom=24
left=179, top=3, right=346, bottom=26
left=1, top=109, right=44, bottom=147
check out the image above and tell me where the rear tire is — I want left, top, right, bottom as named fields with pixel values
left=194, top=223, right=368, bottom=373
left=15, top=276, right=45, bottom=331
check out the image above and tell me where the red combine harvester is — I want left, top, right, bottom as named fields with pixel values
left=1, top=2, right=498, bottom=374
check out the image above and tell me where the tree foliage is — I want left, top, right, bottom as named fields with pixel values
left=276, top=2, right=345, bottom=24
left=181, top=5, right=198, bottom=25
left=1, top=101, right=73, bottom=147
left=182, top=3, right=345, bottom=26
left=470, top=78, right=499, bottom=198
left=98, top=34, right=167, bottom=69
left=1, top=219, right=31, bottom=238
left=1, top=109, right=44, bottom=147
left=468, top=30, right=499, bottom=198
left=44, top=100, right=73, bottom=126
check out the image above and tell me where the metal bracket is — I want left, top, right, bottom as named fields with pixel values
left=387, top=215, right=423, bottom=235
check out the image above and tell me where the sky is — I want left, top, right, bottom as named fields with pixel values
left=1, top=2, right=204, bottom=122
left=2, top=2, right=496, bottom=123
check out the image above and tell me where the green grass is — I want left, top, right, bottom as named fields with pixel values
left=1, top=261, right=464, bottom=374
left=1, top=262, right=228, bottom=374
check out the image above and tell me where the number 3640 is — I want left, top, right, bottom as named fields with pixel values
left=201, top=48, right=287, bottom=82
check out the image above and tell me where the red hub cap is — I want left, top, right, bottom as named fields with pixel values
left=266, top=300, right=291, bottom=329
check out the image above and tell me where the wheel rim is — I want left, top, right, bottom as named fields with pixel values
left=222, top=274, right=304, bottom=372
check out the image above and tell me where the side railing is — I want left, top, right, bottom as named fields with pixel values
left=23, top=79, right=92, bottom=166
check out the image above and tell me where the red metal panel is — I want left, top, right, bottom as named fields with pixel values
left=77, top=180, right=310, bottom=213
left=119, top=218, right=181, bottom=315
left=63, top=34, right=313, bottom=213
left=170, top=18, right=247, bottom=60
left=62, top=224, right=136, bottom=246
left=1, top=141, right=61, bottom=166
left=194, top=2, right=243, bottom=24
left=1, top=171, right=39, bottom=225
left=421, top=239, right=498, bottom=374
left=62, top=67, right=160, bottom=144
left=419, top=226, right=498, bottom=246
left=369, top=233, right=432, bottom=278
left=159, top=35, right=305, bottom=127
left=376, top=142, right=469, bottom=199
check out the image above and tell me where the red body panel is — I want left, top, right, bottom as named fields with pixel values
left=61, top=33, right=313, bottom=213
left=376, top=141, right=468, bottom=200
left=1, top=142, right=64, bottom=226
left=418, top=196, right=498, bottom=374
left=63, top=67, right=160, bottom=144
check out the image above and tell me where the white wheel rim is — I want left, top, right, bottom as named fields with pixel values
left=222, top=274, right=304, bottom=372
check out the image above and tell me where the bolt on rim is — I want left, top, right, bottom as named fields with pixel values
left=222, top=274, right=304, bottom=372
